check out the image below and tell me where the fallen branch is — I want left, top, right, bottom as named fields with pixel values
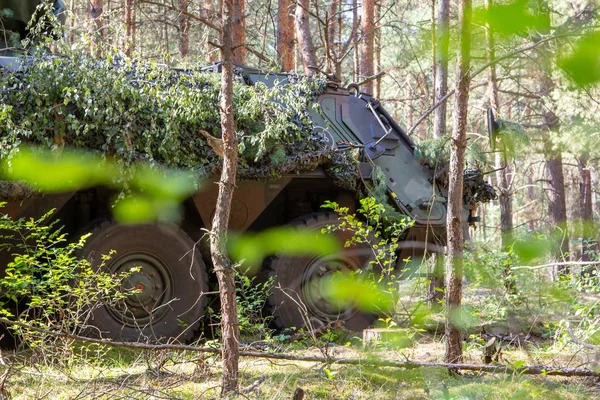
left=512, top=261, right=600, bottom=271
left=1, top=317, right=599, bottom=378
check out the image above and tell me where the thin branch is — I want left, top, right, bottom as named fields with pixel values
left=407, top=33, right=580, bottom=136
left=138, top=0, right=220, bottom=31
left=1, top=317, right=599, bottom=377
left=512, top=261, right=600, bottom=271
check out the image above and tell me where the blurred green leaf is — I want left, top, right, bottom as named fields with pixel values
left=2, top=147, right=118, bottom=192
left=130, top=165, right=197, bottom=201
left=229, top=227, right=341, bottom=269
left=322, top=275, right=395, bottom=313
left=474, top=0, right=549, bottom=36
left=512, top=237, right=551, bottom=263
left=448, top=306, right=479, bottom=331
left=112, top=196, right=182, bottom=225
left=559, top=31, right=600, bottom=86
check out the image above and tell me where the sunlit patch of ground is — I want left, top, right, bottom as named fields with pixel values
left=1, top=335, right=597, bottom=399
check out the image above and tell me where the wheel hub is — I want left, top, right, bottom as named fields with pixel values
left=107, top=253, right=174, bottom=327
left=302, top=255, right=358, bottom=322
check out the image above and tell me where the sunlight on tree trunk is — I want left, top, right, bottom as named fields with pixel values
left=232, top=0, right=245, bottom=64
left=445, top=0, right=472, bottom=365
left=211, top=0, right=240, bottom=394
left=433, top=0, right=449, bottom=139
left=485, top=0, right=515, bottom=294
left=277, top=0, right=294, bottom=71
left=295, top=0, right=317, bottom=76
left=360, top=0, right=374, bottom=94
left=88, top=0, right=104, bottom=57
left=178, top=0, right=190, bottom=59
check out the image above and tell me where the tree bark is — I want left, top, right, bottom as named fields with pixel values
left=212, top=0, right=240, bottom=394
left=88, top=0, right=105, bottom=57
left=361, top=0, right=375, bottom=94
left=433, top=0, right=449, bottom=138
left=428, top=0, right=447, bottom=300
left=545, top=141, right=569, bottom=273
left=445, top=0, right=472, bottom=365
left=534, top=0, right=569, bottom=275
left=277, top=0, right=295, bottom=71
left=577, top=157, right=595, bottom=272
left=178, top=0, right=190, bottom=59
left=295, top=0, right=317, bottom=76
left=204, top=0, right=219, bottom=62
left=374, top=2, right=381, bottom=98
left=124, top=0, right=136, bottom=56
left=485, top=0, right=515, bottom=293
left=232, top=0, right=245, bottom=64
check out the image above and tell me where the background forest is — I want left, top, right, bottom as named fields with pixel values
left=0, top=0, right=600, bottom=398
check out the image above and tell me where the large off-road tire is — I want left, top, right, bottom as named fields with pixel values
left=79, top=222, right=208, bottom=342
left=267, top=213, right=376, bottom=331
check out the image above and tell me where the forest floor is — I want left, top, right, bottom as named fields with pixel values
left=2, top=333, right=598, bottom=399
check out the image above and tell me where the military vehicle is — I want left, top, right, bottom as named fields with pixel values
left=0, top=1, right=490, bottom=343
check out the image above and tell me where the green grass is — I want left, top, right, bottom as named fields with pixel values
left=1, top=338, right=596, bottom=399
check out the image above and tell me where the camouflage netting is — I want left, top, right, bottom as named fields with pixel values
left=0, top=52, right=359, bottom=195
left=414, top=137, right=497, bottom=205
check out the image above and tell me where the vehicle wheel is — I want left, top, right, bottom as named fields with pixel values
left=79, top=222, right=208, bottom=342
left=267, top=213, right=377, bottom=331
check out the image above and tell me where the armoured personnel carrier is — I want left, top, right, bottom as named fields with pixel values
left=0, top=1, right=487, bottom=342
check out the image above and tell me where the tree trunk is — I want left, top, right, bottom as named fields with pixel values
left=88, top=0, right=105, bottom=57
left=427, top=0, right=449, bottom=306
left=578, top=157, right=595, bottom=274
left=352, top=0, right=359, bottom=82
left=535, top=0, right=569, bottom=275
left=485, top=0, right=515, bottom=293
left=361, top=0, right=374, bottom=94
left=204, top=0, right=219, bottom=62
left=178, top=0, right=190, bottom=59
left=212, top=0, right=240, bottom=394
left=374, top=2, right=381, bottom=98
left=295, top=0, right=317, bottom=76
left=445, top=0, right=472, bottom=365
left=277, top=0, right=294, bottom=71
left=124, top=0, right=135, bottom=56
left=433, top=0, right=449, bottom=138
left=232, top=0, right=245, bottom=64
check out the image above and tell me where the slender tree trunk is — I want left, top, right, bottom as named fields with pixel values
left=417, top=72, right=428, bottom=141
left=535, top=0, right=569, bottom=275
left=527, top=174, right=537, bottom=231
left=204, top=0, right=219, bottom=62
left=545, top=144, right=569, bottom=273
left=375, top=2, right=381, bottom=98
left=295, top=0, right=317, bottom=76
left=361, top=0, right=374, bottom=93
left=178, top=0, right=190, bottom=59
left=433, top=0, right=449, bottom=138
left=578, top=156, right=595, bottom=274
left=445, top=0, right=472, bottom=365
left=485, top=0, right=515, bottom=293
left=212, top=0, right=240, bottom=393
left=66, top=0, right=75, bottom=44
left=232, top=0, right=245, bottom=63
left=124, top=0, right=135, bottom=56
left=352, top=0, right=359, bottom=82
left=88, top=0, right=105, bottom=57
left=277, top=0, right=294, bottom=71
left=427, top=0, right=449, bottom=304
